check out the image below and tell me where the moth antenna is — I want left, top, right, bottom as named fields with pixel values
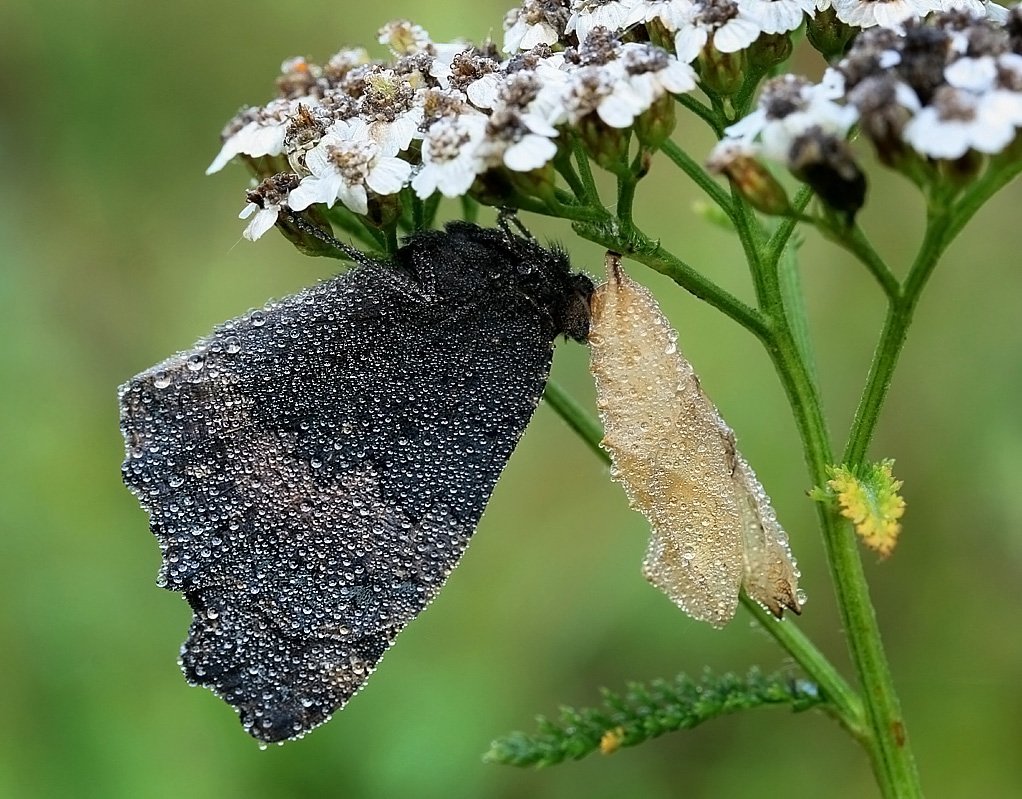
left=280, top=208, right=379, bottom=268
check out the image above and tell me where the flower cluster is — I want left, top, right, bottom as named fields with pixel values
left=210, top=2, right=1022, bottom=241
left=209, top=16, right=697, bottom=240
left=710, top=8, right=1022, bottom=219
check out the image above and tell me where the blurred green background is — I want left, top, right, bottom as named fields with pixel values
left=3, top=1, right=1021, bottom=797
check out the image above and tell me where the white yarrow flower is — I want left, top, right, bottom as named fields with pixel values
left=724, top=73, right=859, bottom=161
left=238, top=202, right=281, bottom=242
left=626, top=0, right=693, bottom=31
left=902, top=86, right=1017, bottom=158
left=562, top=64, right=625, bottom=126
left=744, top=0, right=815, bottom=35
left=378, top=19, right=432, bottom=55
left=833, top=0, right=935, bottom=29
left=412, top=113, right=489, bottom=197
left=673, top=0, right=766, bottom=63
left=288, top=118, right=411, bottom=215
left=503, top=4, right=565, bottom=52
left=567, top=0, right=641, bottom=43
left=207, top=98, right=306, bottom=175
left=617, top=42, right=697, bottom=106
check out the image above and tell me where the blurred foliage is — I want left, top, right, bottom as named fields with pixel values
left=1, top=1, right=1021, bottom=798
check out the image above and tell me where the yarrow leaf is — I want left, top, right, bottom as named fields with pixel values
left=484, top=669, right=825, bottom=767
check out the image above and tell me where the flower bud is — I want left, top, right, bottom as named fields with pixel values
left=707, top=144, right=792, bottom=216
left=635, top=94, right=677, bottom=149
left=579, top=116, right=631, bottom=172
left=748, top=33, right=793, bottom=71
left=698, top=46, right=747, bottom=98
left=788, top=129, right=865, bottom=223
left=806, top=7, right=856, bottom=61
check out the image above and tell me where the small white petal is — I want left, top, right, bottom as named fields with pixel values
left=467, top=74, right=502, bottom=109
left=337, top=183, right=369, bottom=215
left=366, top=156, right=412, bottom=194
left=503, top=134, right=558, bottom=171
left=674, top=27, right=708, bottom=62
left=945, top=57, right=997, bottom=93
left=713, top=17, right=763, bottom=53
left=598, top=93, right=642, bottom=128
left=288, top=173, right=342, bottom=211
left=520, top=21, right=560, bottom=49
left=243, top=207, right=280, bottom=241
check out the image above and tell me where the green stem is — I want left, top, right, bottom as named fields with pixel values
left=410, top=194, right=426, bottom=231
left=764, top=185, right=813, bottom=265
left=461, top=195, right=480, bottom=224
left=571, top=134, right=603, bottom=207
left=543, top=381, right=606, bottom=463
left=422, top=193, right=442, bottom=229
left=740, top=596, right=867, bottom=740
left=739, top=200, right=922, bottom=797
left=554, top=151, right=587, bottom=201
left=840, top=151, right=1022, bottom=462
left=572, top=221, right=770, bottom=339
left=383, top=224, right=399, bottom=255
left=732, top=64, right=768, bottom=118
left=659, top=139, right=736, bottom=222
left=841, top=212, right=946, bottom=467
left=616, top=172, right=638, bottom=239
left=674, top=93, right=724, bottom=136
left=820, top=221, right=900, bottom=301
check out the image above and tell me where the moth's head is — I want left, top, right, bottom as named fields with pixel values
left=500, top=231, right=595, bottom=344
left=555, top=269, right=595, bottom=343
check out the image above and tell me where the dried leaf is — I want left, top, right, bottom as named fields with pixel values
left=588, top=254, right=801, bottom=627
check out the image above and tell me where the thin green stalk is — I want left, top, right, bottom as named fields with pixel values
left=571, top=135, right=604, bottom=207
left=461, top=195, right=479, bottom=224
left=674, top=93, right=724, bottom=136
left=731, top=188, right=772, bottom=312
left=944, top=153, right=1022, bottom=244
left=554, top=152, right=588, bottom=201
left=542, top=379, right=866, bottom=739
left=819, top=222, right=900, bottom=301
left=765, top=185, right=813, bottom=265
left=422, top=193, right=442, bottom=229
left=659, top=139, right=736, bottom=222
left=841, top=213, right=947, bottom=467
left=843, top=154, right=1022, bottom=465
left=741, top=202, right=922, bottom=797
left=410, top=194, right=426, bottom=231
left=616, top=173, right=638, bottom=239
left=740, top=596, right=867, bottom=740
left=543, top=381, right=606, bottom=463
left=572, top=222, right=770, bottom=339
left=732, top=64, right=769, bottom=117
left=383, top=224, right=399, bottom=255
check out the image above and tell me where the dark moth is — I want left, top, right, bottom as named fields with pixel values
left=120, top=222, right=593, bottom=743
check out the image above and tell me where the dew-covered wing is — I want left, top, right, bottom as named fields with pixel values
left=119, top=234, right=567, bottom=742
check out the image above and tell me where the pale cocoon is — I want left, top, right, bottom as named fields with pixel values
left=588, top=254, right=801, bottom=627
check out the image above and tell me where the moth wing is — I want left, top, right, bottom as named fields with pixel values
left=120, top=260, right=557, bottom=742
